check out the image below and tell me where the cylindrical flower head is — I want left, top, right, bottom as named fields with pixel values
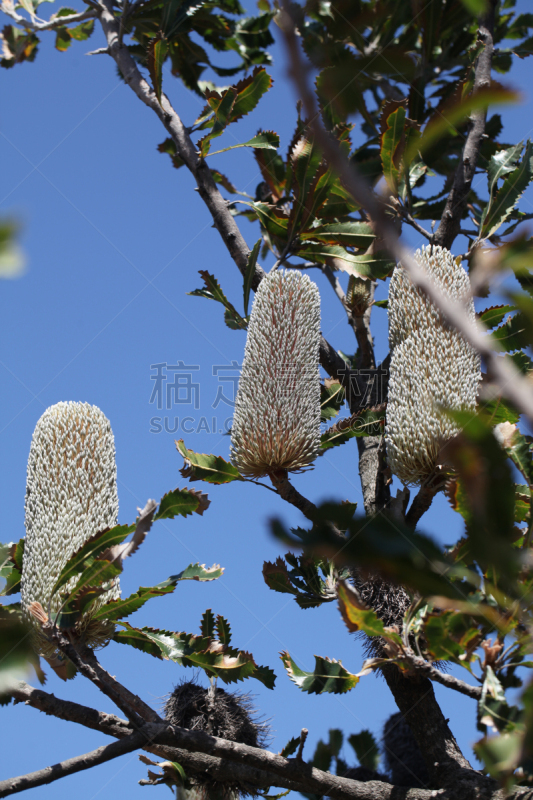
left=230, top=270, right=321, bottom=478
left=385, top=246, right=480, bottom=486
left=21, top=401, right=120, bottom=655
left=388, top=245, right=474, bottom=350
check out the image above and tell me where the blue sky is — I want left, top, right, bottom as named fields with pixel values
left=1, top=1, right=533, bottom=797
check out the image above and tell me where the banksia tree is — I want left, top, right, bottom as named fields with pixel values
left=230, top=270, right=321, bottom=478
left=385, top=246, right=480, bottom=486
left=21, top=401, right=120, bottom=656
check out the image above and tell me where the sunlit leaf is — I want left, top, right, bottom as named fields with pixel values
left=280, top=651, right=358, bottom=694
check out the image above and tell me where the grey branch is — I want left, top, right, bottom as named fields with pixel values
left=400, top=651, right=482, bottom=700
left=0, top=5, right=97, bottom=31
left=0, top=729, right=154, bottom=798
left=433, top=2, right=497, bottom=249
left=10, top=682, right=440, bottom=800
left=269, top=470, right=318, bottom=520
left=43, top=627, right=160, bottom=727
left=278, top=1, right=533, bottom=428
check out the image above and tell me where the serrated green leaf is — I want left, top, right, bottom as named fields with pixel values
left=188, top=270, right=247, bottom=330
left=114, top=620, right=275, bottom=687
left=177, top=440, right=244, bottom=484
left=69, top=19, right=94, bottom=41
left=154, top=487, right=209, bottom=520
left=487, top=143, right=524, bottom=198
left=244, top=238, right=261, bottom=316
left=294, top=244, right=394, bottom=280
left=479, top=305, right=517, bottom=330
left=381, top=105, right=406, bottom=194
left=279, top=736, right=300, bottom=758
left=201, top=608, right=215, bottom=637
left=320, top=407, right=386, bottom=450
left=51, top=524, right=134, bottom=596
left=55, top=27, right=71, bottom=51
left=337, top=580, right=402, bottom=642
left=206, top=131, right=279, bottom=157
left=216, top=614, right=231, bottom=645
left=147, top=33, right=168, bottom=105
left=249, top=202, right=289, bottom=240
left=92, top=564, right=223, bottom=622
left=281, top=651, right=358, bottom=694
left=299, top=222, right=375, bottom=249
left=490, top=313, right=530, bottom=352
left=481, top=140, right=533, bottom=238
left=157, top=138, right=184, bottom=170
left=348, top=731, right=380, bottom=771
left=480, top=396, right=520, bottom=426
left=320, top=381, right=345, bottom=422
left=0, top=539, right=24, bottom=596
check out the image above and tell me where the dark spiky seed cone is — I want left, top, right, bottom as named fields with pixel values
left=351, top=570, right=411, bottom=658
left=164, top=681, right=270, bottom=799
left=383, top=712, right=429, bottom=788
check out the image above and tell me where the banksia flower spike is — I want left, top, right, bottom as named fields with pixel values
left=385, top=246, right=480, bottom=486
left=21, top=401, right=120, bottom=656
left=230, top=270, right=321, bottom=478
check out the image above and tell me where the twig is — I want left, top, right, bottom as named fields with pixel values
left=405, top=483, right=442, bottom=528
left=0, top=729, right=154, bottom=798
left=296, top=728, right=308, bottom=761
left=399, top=210, right=434, bottom=242
left=268, top=470, right=317, bottom=520
left=400, top=651, right=482, bottom=700
left=42, top=626, right=160, bottom=727
left=278, top=2, right=533, bottom=428
left=434, top=2, right=497, bottom=249
left=0, top=5, right=98, bottom=31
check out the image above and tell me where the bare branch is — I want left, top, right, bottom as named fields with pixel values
left=277, top=3, right=533, bottom=427
left=0, top=5, right=97, bottom=31
left=405, top=483, right=443, bottom=529
left=41, top=626, right=160, bottom=726
left=11, top=683, right=442, bottom=800
left=0, top=729, right=152, bottom=798
left=433, top=3, right=497, bottom=250
left=269, top=470, right=317, bottom=521
left=400, top=652, right=482, bottom=700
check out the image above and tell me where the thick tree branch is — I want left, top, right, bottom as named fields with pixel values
left=433, top=3, right=497, bottom=250
left=381, top=666, right=479, bottom=790
left=12, top=683, right=439, bottom=800
left=14, top=682, right=530, bottom=800
left=0, top=729, right=153, bottom=798
left=278, top=1, right=533, bottom=428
